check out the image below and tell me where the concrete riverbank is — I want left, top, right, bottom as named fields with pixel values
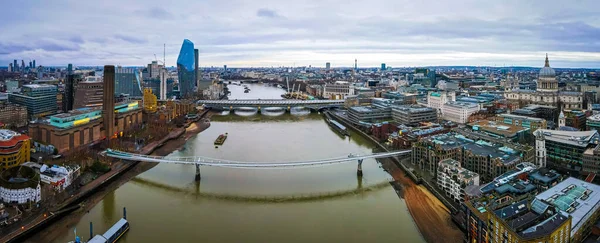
left=3, top=111, right=211, bottom=243
left=326, top=111, right=463, bottom=243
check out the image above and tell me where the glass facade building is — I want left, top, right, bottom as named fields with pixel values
left=8, top=84, right=58, bottom=118
left=115, top=67, right=142, bottom=98
left=144, top=78, right=161, bottom=98
left=177, top=39, right=196, bottom=98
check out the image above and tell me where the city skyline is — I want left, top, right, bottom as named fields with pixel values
left=1, top=0, right=600, bottom=68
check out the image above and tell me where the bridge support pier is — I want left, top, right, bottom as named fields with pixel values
left=195, top=164, right=201, bottom=181
left=357, top=159, right=363, bottom=177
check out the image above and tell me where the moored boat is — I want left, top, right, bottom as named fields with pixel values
left=214, top=133, right=228, bottom=146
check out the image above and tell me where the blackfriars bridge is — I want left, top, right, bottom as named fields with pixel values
left=196, top=99, right=345, bottom=112
left=102, top=149, right=411, bottom=181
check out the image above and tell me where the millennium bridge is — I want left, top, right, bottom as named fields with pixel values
left=102, top=149, right=411, bottom=181
left=196, top=99, right=345, bottom=112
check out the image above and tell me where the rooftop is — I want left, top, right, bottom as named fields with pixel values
left=500, top=113, right=545, bottom=122
left=0, top=129, right=29, bottom=148
left=536, top=177, right=600, bottom=236
left=51, top=108, right=102, bottom=119
left=469, top=120, right=529, bottom=138
left=422, top=133, right=521, bottom=165
left=444, top=101, right=479, bottom=109
left=22, top=84, right=55, bottom=89
left=0, top=130, right=19, bottom=141
left=494, top=198, right=570, bottom=240
left=535, top=129, right=599, bottom=147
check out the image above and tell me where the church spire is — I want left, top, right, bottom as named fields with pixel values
left=544, top=53, right=550, bottom=67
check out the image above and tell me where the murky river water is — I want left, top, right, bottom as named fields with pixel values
left=50, top=82, right=425, bottom=243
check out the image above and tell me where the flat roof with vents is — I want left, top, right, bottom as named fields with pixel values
left=536, top=177, right=600, bottom=236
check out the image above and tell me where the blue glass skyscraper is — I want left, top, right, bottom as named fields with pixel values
left=177, top=39, right=196, bottom=98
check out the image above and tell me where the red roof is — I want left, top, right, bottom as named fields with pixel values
left=0, top=134, right=30, bottom=148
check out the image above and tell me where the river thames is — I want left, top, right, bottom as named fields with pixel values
left=48, top=83, right=425, bottom=243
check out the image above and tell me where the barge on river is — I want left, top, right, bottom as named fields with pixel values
left=323, top=112, right=349, bottom=136
left=214, top=133, right=228, bottom=146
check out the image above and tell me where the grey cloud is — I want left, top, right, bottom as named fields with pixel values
left=69, top=36, right=85, bottom=44
left=135, top=7, right=174, bottom=20
left=256, top=8, right=281, bottom=18
left=37, top=41, right=80, bottom=52
left=114, top=34, right=147, bottom=44
left=0, top=43, right=30, bottom=55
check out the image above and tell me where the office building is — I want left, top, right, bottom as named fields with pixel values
left=583, top=144, right=600, bottom=175
left=177, top=39, right=196, bottom=98
left=535, top=177, right=600, bottom=242
left=561, top=110, right=587, bottom=130
left=0, top=130, right=30, bottom=171
left=147, top=61, right=160, bottom=79
left=32, top=60, right=35, bottom=68
left=412, top=133, right=523, bottom=182
left=587, top=114, right=600, bottom=131
left=323, top=81, right=354, bottom=99
left=9, top=84, right=57, bottom=118
left=74, top=76, right=103, bottom=109
left=103, top=65, right=115, bottom=139
left=13, top=60, right=17, bottom=71
left=391, top=105, right=437, bottom=126
left=468, top=119, right=529, bottom=140
left=512, top=105, right=557, bottom=122
left=347, top=106, right=391, bottom=123
left=194, top=48, right=199, bottom=89
left=437, top=159, right=479, bottom=203
left=325, top=62, right=331, bottom=69
left=7, top=63, right=12, bottom=72
left=115, top=66, right=142, bottom=98
left=0, top=166, right=41, bottom=204
left=497, top=114, right=547, bottom=133
left=442, top=101, right=480, bottom=124
left=504, top=55, right=582, bottom=109
left=381, top=63, right=386, bottom=70
left=427, top=91, right=456, bottom=111
left=488, top=199, right=571, bottom=243
left=534, top=129, right=600, bottom=175
left=0, top=103, right=28, bottom=128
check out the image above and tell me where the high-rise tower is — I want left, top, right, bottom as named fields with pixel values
left=103, top=65, right=116, bottom=139
left=64, top=64, right=75, bottom=112
left=177, top=39, right=196, bottom=98
left=194, top=48, right=199, bottom=89
left=354, top=59, right=357, bottom=70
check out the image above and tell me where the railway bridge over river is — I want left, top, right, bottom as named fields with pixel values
left=196, top=99, right=344, bottom=113
left=102, top=149, right=411, bottom=181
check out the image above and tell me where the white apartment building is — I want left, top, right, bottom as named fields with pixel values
left=437, top=159, right=480, bottom=203
left=323, top=81, right=354, bottom=99
left=427, top=91, right=456, bottom=111
left=441, top=101, right=479, bottom=124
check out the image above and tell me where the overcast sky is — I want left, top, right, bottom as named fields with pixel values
left=1, top=0, right=599, bottom=68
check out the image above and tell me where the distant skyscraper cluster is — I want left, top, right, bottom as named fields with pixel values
left=8, top=59, right=37, bottom=73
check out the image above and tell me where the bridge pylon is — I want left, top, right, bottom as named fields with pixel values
left=195, top=164, right=201, bottom=181
left=357, top=159, right=363, bottom=177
